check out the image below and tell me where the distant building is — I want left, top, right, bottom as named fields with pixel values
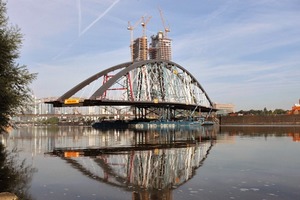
left=149, top=31, right=172, bottom=60
left=30, top=97, right=56, bottom=115
left=22, top=97, right=106, bottom=115
left=214, top=103, right=235, bottom=115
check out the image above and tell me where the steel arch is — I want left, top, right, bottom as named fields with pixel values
left=57, top=59, right=213, bottom=108
left=57, top=62, right=132, bottom=102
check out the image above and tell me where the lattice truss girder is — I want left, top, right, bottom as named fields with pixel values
left=105, top=62, right=211, bottom=107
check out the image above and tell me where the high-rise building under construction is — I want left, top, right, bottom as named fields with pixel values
left=149, top=31, right=172, bottom=61
left=132, top=37, right=148, bottom=61
left=130, top=12, right=172, bottom=62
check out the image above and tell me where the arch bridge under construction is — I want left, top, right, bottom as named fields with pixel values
left=48, top=59, right=216, bottom=121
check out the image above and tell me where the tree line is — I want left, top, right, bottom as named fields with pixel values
left=234, top=108, right=289, bottom=116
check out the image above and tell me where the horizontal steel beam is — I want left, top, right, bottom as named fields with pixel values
left=46, top=99, right=217, bottom=112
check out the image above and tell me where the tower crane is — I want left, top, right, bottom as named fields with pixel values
left=158, top=7, right=170, bottom=38
left=127, top=17, right=142, bottom=61
left=141, top=15, right=152, bottom=37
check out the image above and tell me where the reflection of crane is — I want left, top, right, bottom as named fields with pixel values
left=127, top=17, right=142, bottom=61
left=158, top=7, right=170, bottom=38
left=141, top=15, right=152, bottom=37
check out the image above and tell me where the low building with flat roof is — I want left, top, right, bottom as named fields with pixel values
left=214, top=103, right=235, bottom=115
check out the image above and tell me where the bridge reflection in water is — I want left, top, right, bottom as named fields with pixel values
left=48, top=126, right=217, bottom=200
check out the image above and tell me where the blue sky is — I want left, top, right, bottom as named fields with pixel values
left=6, top=0, right=300, bottom=111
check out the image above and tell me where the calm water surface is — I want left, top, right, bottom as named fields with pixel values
left=1, top=125, right=300, bottom=200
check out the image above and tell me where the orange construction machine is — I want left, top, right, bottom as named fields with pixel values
left=288, top=99, right=300, bottom=114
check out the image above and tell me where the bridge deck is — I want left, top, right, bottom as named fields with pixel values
left=47, top=99, right=216, bottom=112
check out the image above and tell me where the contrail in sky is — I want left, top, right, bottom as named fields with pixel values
left=53, top=0, right=119, bottom=60
left=79, top=0, right=120, bottom=37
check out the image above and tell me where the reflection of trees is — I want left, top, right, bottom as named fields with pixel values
left=220, top=126, right=300, bottom=142
left=220, top=126, right=300, bottom=136
left=220, top=126, right=300, bottom=135
left=0, top=143, right=36, bottom=200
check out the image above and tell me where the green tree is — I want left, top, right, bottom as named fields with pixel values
left=273, top=109, right=288, bottom=115
left=0, top=0, right=36, bottom=133
left=45, top=117, right=59, bottom=125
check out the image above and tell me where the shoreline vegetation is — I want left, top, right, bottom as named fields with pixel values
left=219, top=114, right=300, bottom=125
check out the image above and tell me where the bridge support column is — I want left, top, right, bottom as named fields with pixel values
left=134, top=107, right=147, bottom=120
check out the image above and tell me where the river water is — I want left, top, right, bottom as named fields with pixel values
left=1, top=125, right=300, bottom=200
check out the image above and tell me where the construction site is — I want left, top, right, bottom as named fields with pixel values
left=128, top=8, right=172, bottom=62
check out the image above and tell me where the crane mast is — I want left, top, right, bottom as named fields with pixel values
left=158, top=7, right=170, bottom=38
left=141, top=15, right=152, bottom=37
left=127, top=17, right=142, bottom=62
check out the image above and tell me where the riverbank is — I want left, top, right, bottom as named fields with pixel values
left=0, top=192, right=18, bottom=200
left=219, top=114, right=300, bottom=125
